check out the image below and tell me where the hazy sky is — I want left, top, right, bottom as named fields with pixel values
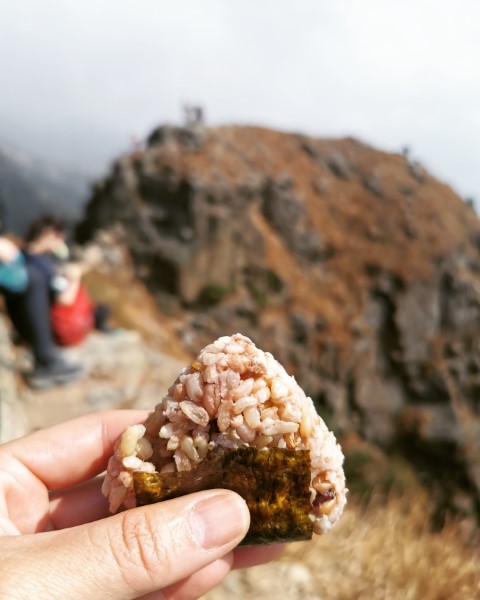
left=0, top=0, right=479, bottom=204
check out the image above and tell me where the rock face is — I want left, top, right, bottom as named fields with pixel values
left=78, top=124, right=480, bottom=518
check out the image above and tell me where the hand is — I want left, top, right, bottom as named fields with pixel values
left=0, top=237, right=19, bottom=263
left=64, top=261, right=89, bottom=280
left=0, top=411, right=284, bottom=599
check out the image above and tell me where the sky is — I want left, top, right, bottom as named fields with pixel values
left=0, top=0, right=479, bottom=205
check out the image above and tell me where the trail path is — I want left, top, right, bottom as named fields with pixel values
left=0, top=323, right=185, bottom=441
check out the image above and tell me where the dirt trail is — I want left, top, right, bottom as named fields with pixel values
left=8, top=329, right=186, bottom=435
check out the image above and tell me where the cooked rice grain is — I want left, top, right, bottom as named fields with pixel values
left=103, top=333, right=347, bottom=534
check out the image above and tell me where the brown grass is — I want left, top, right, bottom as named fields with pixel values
left=206, top=492, right=480, bottom=600
left=83, top=268, right=189, bottom=360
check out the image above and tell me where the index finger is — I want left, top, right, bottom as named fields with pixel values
left=1, top=410, right=147, bottom=490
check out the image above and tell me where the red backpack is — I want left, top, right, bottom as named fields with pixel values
left=50, top=284, right=94, bottom=346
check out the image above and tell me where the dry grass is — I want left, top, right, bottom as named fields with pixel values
left=206, top=492, right=480, bottom=600
left=83, top=268, right=189, bottom=360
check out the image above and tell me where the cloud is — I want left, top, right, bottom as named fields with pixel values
left=0, top=0, right=479, bottom=202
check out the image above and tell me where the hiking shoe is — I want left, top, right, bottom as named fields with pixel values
left=26, top=359, right=85, bottom=390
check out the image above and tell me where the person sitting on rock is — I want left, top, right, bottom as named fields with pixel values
left=24, top=214, right=114, bottom=343
left=1, top=215, right=84, bottom=389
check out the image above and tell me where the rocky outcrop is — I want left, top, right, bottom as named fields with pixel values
left=78, top=124, right=480, bottom=519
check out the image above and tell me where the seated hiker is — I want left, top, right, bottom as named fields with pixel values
left=25, top=214, right=113, bottom=343
left=0, top=216, right=84, bottom=389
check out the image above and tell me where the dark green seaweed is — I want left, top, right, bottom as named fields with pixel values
left=133, top=447, right=313, bottom=545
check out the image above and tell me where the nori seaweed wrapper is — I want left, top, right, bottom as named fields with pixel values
left=133, top=447, right=313, bottom=545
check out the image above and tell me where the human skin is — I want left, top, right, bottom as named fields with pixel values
left=0, top=411, right=284, bottom=599
left=0, top=237, right=19, bottom=263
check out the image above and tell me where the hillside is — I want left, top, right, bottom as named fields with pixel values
left=0, top=142, right=89, bottom=235
left=78, top=123, right=480, bottom=522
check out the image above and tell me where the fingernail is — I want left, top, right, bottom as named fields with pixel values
left=190, top=491, right=249, bottom=549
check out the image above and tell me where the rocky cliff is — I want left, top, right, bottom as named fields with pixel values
left=78, top=124, right=480, bottom=520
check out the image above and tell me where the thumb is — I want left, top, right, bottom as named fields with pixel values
left=2, top=490, right=250, bottom=600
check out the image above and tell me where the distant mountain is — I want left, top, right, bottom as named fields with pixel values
left=0, top=141, right=90, bottom=236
